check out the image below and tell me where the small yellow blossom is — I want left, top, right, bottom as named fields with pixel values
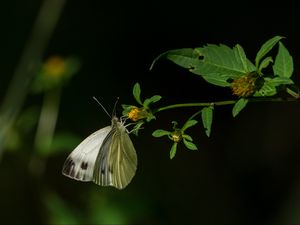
left=44, top=56, right=66, bottom=78
left=128, top=107, right=147, bottom=122
left=231, top=73, right=257, bottom=97
left=170, top=130, right=182, bottom=143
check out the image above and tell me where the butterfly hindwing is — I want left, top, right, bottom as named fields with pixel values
left=62, top=126, right=111, bottom=181
left=93, top=117, right=137, bottom=189
left=111, top=127, right=137, bottom=189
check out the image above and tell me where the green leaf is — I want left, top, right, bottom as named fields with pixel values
left=152, top=44, right=255, bottom=87
left=152, top=129, right=171, bottom=137
left=273, top=42, right=294, bottom=78
left=143, top=95, right=162, bottom=107
left=132, top=121, right=144, bottom=136
left=286, top=86, right=300, bottom=98
left=201, top=106, right=214, bottom=137
left=166, top=49, right=199, bottom=69
left=146, top=114, right=156, bottom=122
left=172, top=121, right=179, bottom=129
left=150, top=48, right=197, bottom=70
left=232, top=98, right=248, bottom=117
left=183, top=139, right=198, bottom=150
left=258, top=56, right=273, bottom=73
left=199, top=75, right=232, bottom=87
left=182, top=134, right=193, bottom=141
left=253, top=78, right=277, bottom=97
left=182, top=119, right=198, bottom=131
left=133, top=83, right=142, bottom=105
left=121, top=104, right=135, bottom=116
left=121, top=104, right=132, bottom=109
left=268, top=77, right=294, bottom=86
left=191, top=44, right=255, bottom=87
left=253, top=77, right=293, bottom=97
left=255, top=36, right=283, bottom=68
left=170, top=143, right=178, bottom=159
left=235, top=44, right=256, bottom=72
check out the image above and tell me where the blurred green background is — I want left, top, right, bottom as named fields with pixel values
left=1, top=1, right=300, bottom=224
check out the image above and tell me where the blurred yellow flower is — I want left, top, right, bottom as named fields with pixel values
left=32, top=55, right=80, bottom=93
left=43, top=56, right=66, bottom=78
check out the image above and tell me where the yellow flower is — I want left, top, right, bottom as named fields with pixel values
left=127, top=107, right=148, bottom=122
left=170, top=130, right=182, bottom=143
left=43, top=56, right=66, bottom=78
left=231, top=73, right=257, bottom=97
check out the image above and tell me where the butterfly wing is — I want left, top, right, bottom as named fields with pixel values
left=62, top=126, right=111, bottom=181
left=93, top=121, right=137, bottom=189
left=111, top=129, right=137, bottom=189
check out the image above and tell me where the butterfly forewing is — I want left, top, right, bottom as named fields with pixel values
left=92, top=128, right=115, bottom=186
left=62, top=126, right=111, bottom=181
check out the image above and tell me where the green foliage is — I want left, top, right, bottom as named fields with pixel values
left=152, top=119, right=198, bottom=159
left=170, top=143, right=178, bottom=159
left=183, top=138, right=198, bottom=150
left=273, top=42, right=294, bottom=78
left=255, top=36, right=283, bottom=68
left=150, top=36, right=294, bottom=99
left=144, top=95, right=162, bottom=108
left=151, top=44, right=256, bottom=87
left=131, top=83, right=162, bottom=109
left=152, top=129, right=171, bottom=137
left=258, top=56, right=273, bottom=74
left=2, top=30, right=300, bottom=225
left=122, top=82, right=162, bottom=135
left=124, top=36, right=300, bottom=158
left=181, top=119, right=198, bottom=131
left=201, top=106, right=214, bottom=137
left=133, top=83, right=142, bottom=105
left=232, top=98, right=248, bottom=117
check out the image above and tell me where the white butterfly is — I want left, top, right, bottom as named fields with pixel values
left=62, top=116, right=137, bottom=189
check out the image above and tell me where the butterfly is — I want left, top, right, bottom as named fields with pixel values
left=62, top=114, right=137, bottom=190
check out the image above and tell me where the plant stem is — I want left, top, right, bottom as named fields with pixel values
left=29, top=87, right=61, bottom=177
left=154, top=97, right=299, bottom=113
left=34, top=88, right=61, bottom=153
left=154, top=101, right=234, bottom=113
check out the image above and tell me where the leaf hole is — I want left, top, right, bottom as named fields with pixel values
left=198, top=55, right=204, bottom=60
left=189, top=65, right=195, bottom=70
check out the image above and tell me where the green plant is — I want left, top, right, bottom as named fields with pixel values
left=123, top=35, right=299, bottom=159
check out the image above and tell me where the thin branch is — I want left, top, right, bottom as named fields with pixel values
left=153, top=97, right=299, bottom=113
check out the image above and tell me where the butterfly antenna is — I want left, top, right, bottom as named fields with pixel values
left=92, top=96, right=111, bottom=119
left=112, top=97, right=120, bottom=117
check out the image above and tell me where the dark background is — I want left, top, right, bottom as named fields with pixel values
left=1, top=1, right=300, bottom=224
